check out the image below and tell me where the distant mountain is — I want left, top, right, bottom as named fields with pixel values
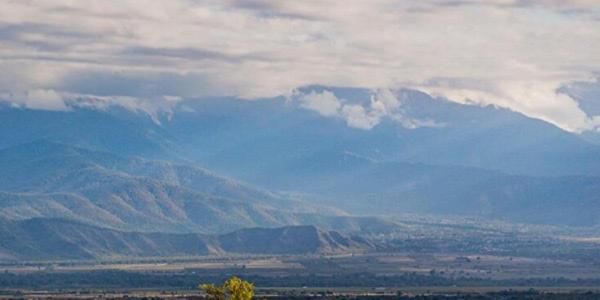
left=165, top=87, right=600, bottom=180
left=4, top=87, right=600, bottom=179
left=2, top=86, right=600, bottom=228
left=0, top=140, right=310, bottom=208
left=156, top=87, right=600, bottom=226
left=0, top=218, right=371, bottom=261
left=287, top=152, right=600, bottom=226
left=0, top=141, right=344, bottom=233
left=0, top=104, right=177, bottom=159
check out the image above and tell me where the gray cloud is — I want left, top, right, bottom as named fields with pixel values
left=224, top=0, right=323, bottom=20
left=58, top=70, right=220, bottom=98
left=120, top=46, right=270, bottom=64
left=0, top=1, right=599, bottom=131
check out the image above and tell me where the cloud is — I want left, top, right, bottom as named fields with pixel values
left=297, top=90, right=341, bottom=117
left=419, top=77, right=600, bottom=132
left=292, top=88, right=442, bottom=130
left=563, top=77, right=600, bottom=116
left=0, top=1, right=599, bottom=131
left=1, top=89, right=67, bottom=111
left=63, top=93, right=180, bottom=124
left=560, top=77, right=600, bottom=131
left=341, top=104, right=379, bottom=130
left=58, top=70, right=220, bottom=98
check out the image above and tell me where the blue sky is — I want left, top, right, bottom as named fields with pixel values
left=0, top=0, right=599, bottom=132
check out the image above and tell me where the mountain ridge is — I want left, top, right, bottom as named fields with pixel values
left=0, top=141, right=346, bottom=233
left=3, top=86, right=600, bottom=231
left=0, top=218, right=371, bottom=261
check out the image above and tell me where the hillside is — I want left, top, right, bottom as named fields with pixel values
left=166, top=87, right=600, bottom=179
left=0, top=218, right=371, bottom=260
left=258, top=151, right=600, bottom=226
left=0, top=141, right=344, bottom=233
left=2, top=87, right=600, bottom=229
left=219, top=225, right=372, bottom=254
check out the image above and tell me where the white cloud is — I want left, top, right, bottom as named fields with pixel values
left=342, top=104, right=380, bottom=130
left=420, top=78, right=600, bottom=132
left=293, top=88, right=443, bottom=130
left=0, top=0, right=599, bottom=131
left=2, top=89, right=68, bottom=111
left=297, top=90, right=341, bottom=117
left=65, top=94, right=179, bottom=124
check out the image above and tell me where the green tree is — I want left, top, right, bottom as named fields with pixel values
left=200, top=276, right=254, bottom=300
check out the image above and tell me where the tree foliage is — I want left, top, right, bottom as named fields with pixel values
left=200, top=283, right=226, bottom=300
left=200, top=276, right=254, bottom=300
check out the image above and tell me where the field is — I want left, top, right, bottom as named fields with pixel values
left=2, top=215, right=600, bottom=298
left=2, top=252, right=600, bottom=299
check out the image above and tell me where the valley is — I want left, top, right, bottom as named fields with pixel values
left=2, top=87, right=600, bottom=297
left=2, top=1, right=600, bottom=297
left=2, top=251, right=600, bottom=298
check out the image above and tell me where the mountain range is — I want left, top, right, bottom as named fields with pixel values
left=1, top=86, right=600, bottom=259
left=0, top=141, right=349, bottom=233
left=0, top=218, right=370, bottom=260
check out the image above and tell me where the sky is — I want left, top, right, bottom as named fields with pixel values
left=0, top=0, right=599, bottom=132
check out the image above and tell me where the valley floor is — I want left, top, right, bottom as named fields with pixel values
left=2, top=253, right=600, bottom=299
left=3, top=287, right=600, bottom=299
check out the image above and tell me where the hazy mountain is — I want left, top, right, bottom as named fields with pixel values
left=4, top=87, right=600, bottom=179
left=2, top=86, right=600, bottom=229
left=220, top=149, right=599, bottom=226
left=0, top=103, right=177, bottom=159
left=0, top=141, right=344, bottom=233
left=0, top=218, right=371, bottom=260
left=3, top=140, right=598, bottom=228
left=165, top=87, right=600, bottom=181
left=0, top=140, right=316, bottom=209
